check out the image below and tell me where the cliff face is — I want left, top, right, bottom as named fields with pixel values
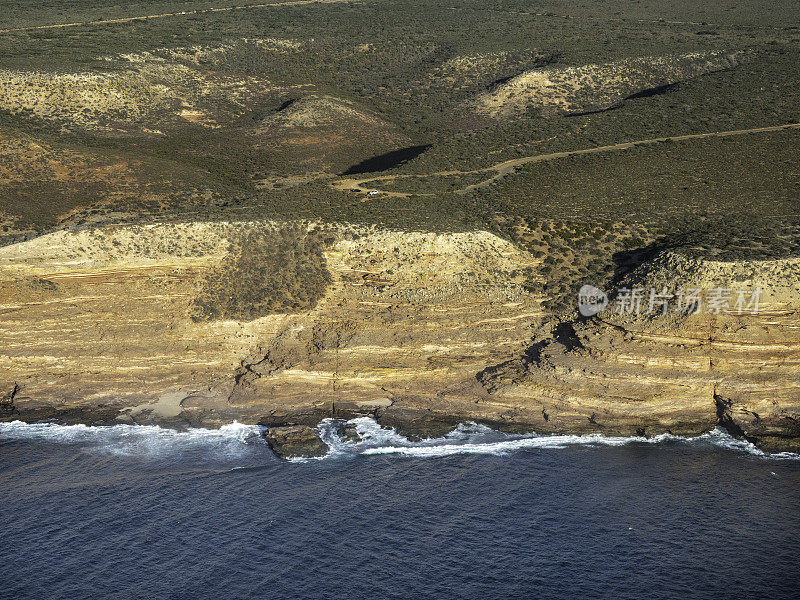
left=1, top=222, right=798, bottom=451
left=480, top=250, right=800, bottom=451
left=0, top=221, right=543, bottom=434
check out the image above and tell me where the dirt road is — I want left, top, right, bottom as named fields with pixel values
left=0, top=0, right=356, bottom=33
left=331, top=122, right=800, bottom=198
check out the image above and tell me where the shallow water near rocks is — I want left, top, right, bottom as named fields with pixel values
left=1, top=419, right=799, bottom=599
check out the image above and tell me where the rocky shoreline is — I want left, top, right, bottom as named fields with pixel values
left=1, top=220, right=798, bottom=457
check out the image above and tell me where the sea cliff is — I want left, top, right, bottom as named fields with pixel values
left=1, top=221, right=798, bottom=452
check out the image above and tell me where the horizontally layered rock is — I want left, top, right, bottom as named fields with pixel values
left=480, top=249, right=800, bottom=450
left=1, top=223, right=798, bottom=451
left=0, top=221, right=542, bottom=433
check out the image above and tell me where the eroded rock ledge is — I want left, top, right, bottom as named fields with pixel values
left=0, top=220, right=540, bottom=436
left=0, top=222, right=798, bottom=452
left=480, top=249, right=800, bottom=452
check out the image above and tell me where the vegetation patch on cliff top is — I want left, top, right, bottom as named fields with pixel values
left=191, top=223, right=335, bottom=321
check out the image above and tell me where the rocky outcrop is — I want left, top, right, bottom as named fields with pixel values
left=0, top=382, right=19, bottom=419
left=262, top=425, right=328, bottom=459
left=480, top=249, right=800, bottom=450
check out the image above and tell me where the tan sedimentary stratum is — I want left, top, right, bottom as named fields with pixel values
left=1, top=222, right=798, bottom=451
left=0, top=221, right=541, bottom=432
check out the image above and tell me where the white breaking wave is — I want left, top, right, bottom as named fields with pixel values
left=1, top=418, right=798, bottom=461
left=0, top=420, right=261, bottom=458
left=315, top=417, right=800, bottom=461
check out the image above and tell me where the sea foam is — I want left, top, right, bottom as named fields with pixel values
left=315, top=417, right=800, bottom=461
left=1, top=418, right=798, bottom=461
left=0, top=420, right=260, bottom=459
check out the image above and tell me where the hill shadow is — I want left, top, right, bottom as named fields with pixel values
left=341, top=145, right=431, bottom=176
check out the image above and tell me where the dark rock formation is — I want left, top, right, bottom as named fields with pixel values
left=0, top=383, right=19, bottom=420
left=262, top=425, right=328, bottom=459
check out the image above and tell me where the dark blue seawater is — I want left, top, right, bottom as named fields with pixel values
left=1, top=420, right=798, bottom=600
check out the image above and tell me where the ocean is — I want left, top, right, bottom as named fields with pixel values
left=1, top=418, right=798, bottom=599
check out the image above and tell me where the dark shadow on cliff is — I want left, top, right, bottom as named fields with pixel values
left=609, top=237, right=675, bottom=291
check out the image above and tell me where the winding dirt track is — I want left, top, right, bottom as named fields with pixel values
left=0, top=0, right=355, bottom=33
left=331, top=122, right=800, bottom=198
